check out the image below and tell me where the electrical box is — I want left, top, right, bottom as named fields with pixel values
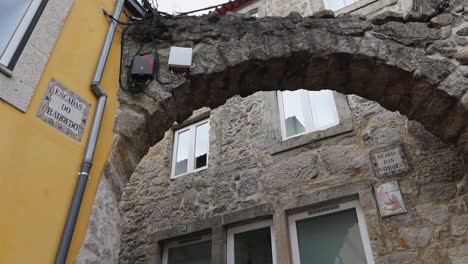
left=168, top=47, right=193, bottom=72
left=131, top=55, right=155, bottom=78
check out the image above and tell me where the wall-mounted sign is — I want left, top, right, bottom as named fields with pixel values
left=375, top=180, right=407, bottom=217
left=37, top=79, right=90, bottom=141
left=369, top=144, right=409, bottom=178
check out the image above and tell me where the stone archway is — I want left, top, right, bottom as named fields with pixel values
left=114, top=11, right=468, bottom=186
left=80, top=9, right=468, bottom=264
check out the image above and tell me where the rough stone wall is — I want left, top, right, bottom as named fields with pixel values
left=119, top=92, right=468, bottom=263
left=79, top=1, right=468, bottom=263
left=264, top=0, right=320, bottom=16
left=75, top=174, right=121, bottom=264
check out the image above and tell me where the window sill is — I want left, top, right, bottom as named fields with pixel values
left=170, top=166, right=208, bottom=180
left=0, top=64, right=12, bottom=78
left=269, top=118, right=354, bottom=155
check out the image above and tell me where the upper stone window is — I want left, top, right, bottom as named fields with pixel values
left=0, top=0, right=44, bottom=69
left=277, top=90, right=340, bottom=140
left=171, top=119, right=210, bottom=178
left=323, top=0, right=359, bottom=11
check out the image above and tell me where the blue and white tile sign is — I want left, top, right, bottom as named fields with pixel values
left=37, top=79, right=91, bottom=142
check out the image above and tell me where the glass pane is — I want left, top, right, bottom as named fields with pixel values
left=326, top=0, right=346, bottom=11
left=168, top=240, right=211, bottom=264
left=308, top=90, right=339, bottom=131
left=194, top=122, right=209, bottom=169
left=0, top=0, right=33, bottom=56
left=234, top=227, right=273, bottom=264
left=296, top=209, right=368, bottom=264
left=175, top=129, right=190, bottom=176
left=281, top=90, right=307, bottom=138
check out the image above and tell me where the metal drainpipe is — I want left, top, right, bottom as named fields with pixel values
left=54, top=0, right=126, bottom=263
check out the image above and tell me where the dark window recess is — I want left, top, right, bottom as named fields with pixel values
left=195, top=154, right=207, bottom=169
left=234, top=227, right=273, bottom=264
left=168, top=240, right=211, bottom=264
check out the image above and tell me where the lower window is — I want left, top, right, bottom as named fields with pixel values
left=289, top=201, right=375, bottom=264
left=162, top=235, right=211, bottom=264
left=227, top=219, right=277, bottom=264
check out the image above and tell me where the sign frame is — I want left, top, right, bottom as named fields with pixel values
left=36, top=79, right=91, bottom=142
left=375, top=180, right=408, bottom=217
left=369, top=144, right=410, bottom=178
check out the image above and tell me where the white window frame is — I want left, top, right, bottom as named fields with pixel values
left=288, top=200, right=375, bottom=264
left=0, top=0, right=43, bottom=67
left=171, top=119, right=210, bottom=178
left=227, top=219, right=277, bottom=264
left=323, top=0, right=359, bottom=12
left=277, top=90, right=340, bottom=141
left=162, top=234, right=212, bottom=264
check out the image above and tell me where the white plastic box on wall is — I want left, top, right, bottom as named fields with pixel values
left=168, top=46, right=193, bottom=72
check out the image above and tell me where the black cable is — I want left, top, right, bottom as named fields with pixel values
left=118, top=7, right=188, bottom=93
left=117, top=9, right=158, bottom=93
left=141, top=0, right=154, bottom=12
left=122, top=8, right=130, bottom=18
left=127, top=44, right=147, bottom=93
left=105, top=13, right=146, bottom=25
left=118, top=17, right=152, bottom=92
left=156, top=10, right=173, bottom=17
left=149, top=13, right=172, bottom=85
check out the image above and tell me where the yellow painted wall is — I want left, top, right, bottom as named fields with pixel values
left=0, top=0, right=122, bottom=263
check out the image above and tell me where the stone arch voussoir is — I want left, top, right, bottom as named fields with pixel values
left=115, top=12, right=468, bottom=178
